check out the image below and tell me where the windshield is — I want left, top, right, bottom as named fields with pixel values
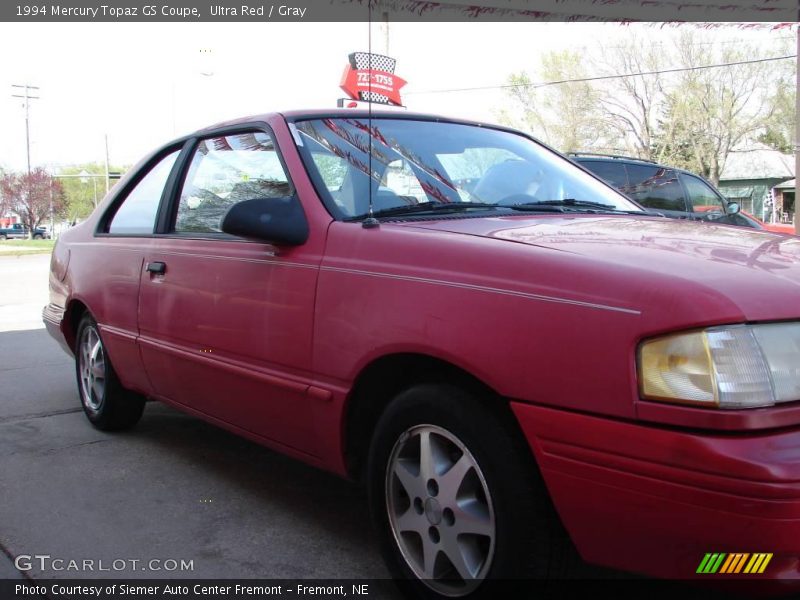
left=293, top=118, right=642, bottom=220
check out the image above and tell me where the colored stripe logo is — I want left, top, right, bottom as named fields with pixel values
left=697, top=553, right=772, bottom=574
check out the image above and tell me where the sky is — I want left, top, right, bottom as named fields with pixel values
left=0, top=20, right=791, bottom=172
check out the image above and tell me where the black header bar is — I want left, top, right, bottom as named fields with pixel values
left=0, top=0, right=798, bottom=23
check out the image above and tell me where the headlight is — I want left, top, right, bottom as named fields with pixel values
left=639, top=323, right=800, bottom=409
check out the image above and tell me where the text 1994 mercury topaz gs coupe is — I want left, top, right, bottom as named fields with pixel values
left=45, top=110, right=800, bottom=597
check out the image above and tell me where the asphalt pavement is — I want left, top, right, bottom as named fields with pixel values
left=0, top=253, right=395, bottom=590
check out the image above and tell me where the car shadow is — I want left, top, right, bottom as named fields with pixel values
left=134, top=401, right=374, bottom=553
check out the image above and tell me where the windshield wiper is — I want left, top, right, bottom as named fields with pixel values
left=345, top=201, right=502, bottom=221
left=509, top=199, right=643, bottom=214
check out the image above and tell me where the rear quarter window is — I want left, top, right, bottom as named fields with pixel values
left=106, top=150, right=179, bottom=235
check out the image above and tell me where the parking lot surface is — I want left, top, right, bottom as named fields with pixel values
left=0, top=254, right=394, bottom=588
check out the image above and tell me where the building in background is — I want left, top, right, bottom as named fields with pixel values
left=772, top=178, right=796, bottom=225
left=0, top=213, right=20, bottom=228
left=718, top=143, right=795, bottom=224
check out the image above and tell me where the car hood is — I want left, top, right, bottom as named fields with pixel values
left=406, top=214, right=800, bottom=322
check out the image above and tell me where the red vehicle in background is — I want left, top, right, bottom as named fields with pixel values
left=45, top=111, right=800, bottom=597
left=741, top=211, right=796, bottom=235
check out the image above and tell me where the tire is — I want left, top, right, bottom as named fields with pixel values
left=367, top=384, right=571, bottom=599
left=75, top=314, right=145, bottom=430
left=0, top=234, right=6, bottom=241
left=33, top=234, right=43, bottom=240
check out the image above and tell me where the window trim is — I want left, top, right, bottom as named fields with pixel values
left=158, top=122, right=296, bottom=239
left=154, top=139, right=198, bottom=234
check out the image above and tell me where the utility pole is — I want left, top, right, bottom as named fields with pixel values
left=11, top=84, right=39, bottom=175
left=104, top=134, right=110, bottom=194
left=795, top=24, right=799, bottom=234
left=381, top=11, right=390, bottom=55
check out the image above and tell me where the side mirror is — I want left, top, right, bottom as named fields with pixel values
left=221, top=196, right=309, bottom=246
left=725, top=202, right=741, bottom=216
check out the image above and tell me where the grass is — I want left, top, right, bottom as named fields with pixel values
left=1, top=239, right=56, bottom=248
left=0, top=238, right=56, bottom=256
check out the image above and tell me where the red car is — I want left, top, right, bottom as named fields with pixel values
left=741, top=211, right=797, bottom=235
left=44, top=111, right=800, bottom=596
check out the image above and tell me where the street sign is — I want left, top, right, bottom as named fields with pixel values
left=339, top=52, right=407, bottom=107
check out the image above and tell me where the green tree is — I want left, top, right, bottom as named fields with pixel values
left=56, top=163, right=125, bottom=222
left=758, top=75, right=796, bottom=154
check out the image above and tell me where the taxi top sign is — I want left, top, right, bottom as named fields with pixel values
left=339, top=52, right=407, bottom=107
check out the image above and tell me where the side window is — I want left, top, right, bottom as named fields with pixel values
left=174, top=131, right=290, bottom=234
left=680, top=174, right=726, bottom=213
left=107, top=150, right=179, bottom=234
left=624, top=165, right=687, bottom=212
left=578, top=161, right=628, bottom=188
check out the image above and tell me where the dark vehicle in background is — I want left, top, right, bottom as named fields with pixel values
left=0, top=223, right=50, bottom=240
left=571, top=153, right=759, bottom=229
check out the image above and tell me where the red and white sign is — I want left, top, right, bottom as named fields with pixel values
left=339, top=52, right=407, bottom=107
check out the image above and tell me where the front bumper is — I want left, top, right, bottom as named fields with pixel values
left=511, top=402, right=800, bottom=580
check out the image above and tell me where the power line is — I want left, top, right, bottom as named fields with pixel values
left=406, top=54, right=796, bottom=96
left=600, top=34, right=795, bottom=50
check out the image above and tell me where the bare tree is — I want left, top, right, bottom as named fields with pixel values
left=594, top=34, right=667, bottom=160
left=0, top=168, right=10, bottom=219
left=655, top=31, right=777, bottom=184
left=499, top=30, right=793, bottom=185
left=503, top=50, right=611, bottom=153
left=0, top=168, right=66, bottom=237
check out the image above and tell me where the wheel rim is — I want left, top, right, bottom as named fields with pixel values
left=78, top=326, right=106, bottom=411
left=386, top=424, right=496, bottom=596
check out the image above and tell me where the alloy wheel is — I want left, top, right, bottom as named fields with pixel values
left=78, top=326, right=106, bottom=411
left=386, top=424, right=496, bottom=596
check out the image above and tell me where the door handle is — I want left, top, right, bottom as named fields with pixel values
left=146, top=261, right=166, bottom=275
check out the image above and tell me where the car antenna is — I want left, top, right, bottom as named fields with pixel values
left=362, top=10, right=379, bottom=229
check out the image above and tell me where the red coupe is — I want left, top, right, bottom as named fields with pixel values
left=45, top=111, right=800, bottom=597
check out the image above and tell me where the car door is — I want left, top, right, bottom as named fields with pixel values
left=136, top=126, right=325, bottom=455
left=84, top=147, right=181, bottom=396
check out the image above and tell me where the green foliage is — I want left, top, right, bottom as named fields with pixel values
left=57, top=163, right=125, bottom=221
left=758, top=78, right=796, bottom=154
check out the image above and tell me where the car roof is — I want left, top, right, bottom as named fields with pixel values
left=194, top=108, right=503, bottom=135
left=570, top=153, right=701, bottom=178
left=570, top=153, right=657, bottom=165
